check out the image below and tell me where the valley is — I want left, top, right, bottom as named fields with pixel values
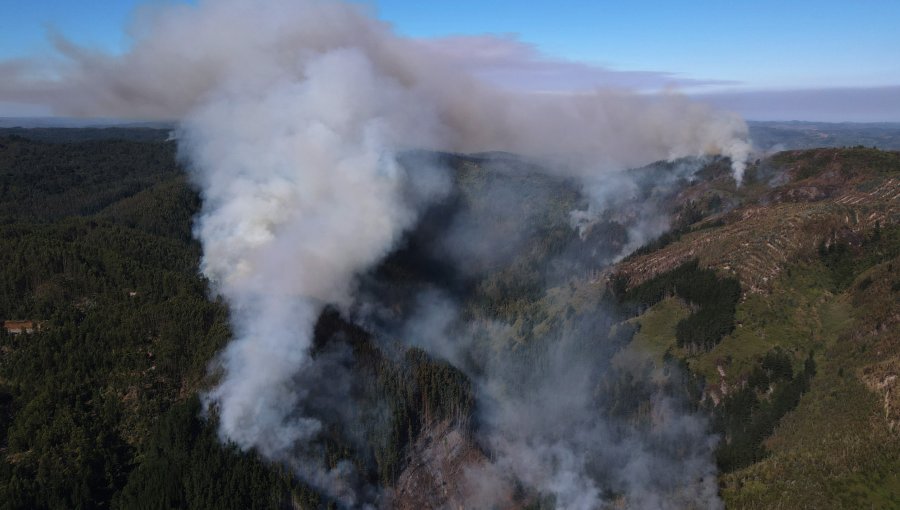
left=0, top=129, right=898, bottom=509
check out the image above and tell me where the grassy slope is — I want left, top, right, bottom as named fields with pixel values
left=503, top=148, right=899, bottom=508
left=721, top=260, right=900, bottom=509
left=625, top=252, right=900, bottom=509
left=626, top=297, right=691, bottom=363
left=617, top=149, right=900, bottom=508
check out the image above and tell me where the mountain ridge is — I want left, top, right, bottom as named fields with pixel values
left=0, top=130, right=897, bottom=508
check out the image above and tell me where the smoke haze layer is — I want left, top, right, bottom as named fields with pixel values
left=0, top=0, right=749, bottom=505
left=388, top=287, right=722, bottom=510
left=0, top=0, right=751, bottom=177
left=357, top=157, right=724, bottom=508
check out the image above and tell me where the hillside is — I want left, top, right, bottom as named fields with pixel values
left=611, top=148, right=900, bottom=508
left=0, top=134, right=323, bottom=509
left=0, top=130, right=897, bottom=509
left=615, top=148, right=900, bottom=293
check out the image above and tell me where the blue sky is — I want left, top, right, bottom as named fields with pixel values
left=1, top=0, right=898, bottom=120
left=369, top=0, right=900, bottom=90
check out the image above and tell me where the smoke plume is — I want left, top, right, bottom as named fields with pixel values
left=0, top=0, right=750, bottom=505
left=387, top=288, right=721, bottom=509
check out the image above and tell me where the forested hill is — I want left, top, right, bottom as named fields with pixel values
left=0, top=127, right=171, bottom=144
left=0, top=133, right=479, bottom=508
left=0, top=133, right=323, bottom=509
left=0, top=130, right=898, bottom=509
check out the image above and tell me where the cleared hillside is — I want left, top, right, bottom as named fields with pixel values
left=611, top=148, right=900, bottom=509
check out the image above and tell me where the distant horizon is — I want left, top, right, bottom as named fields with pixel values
left=3, top=116, right=900, bottom=128
left=5, top=116, right=900, bottom=156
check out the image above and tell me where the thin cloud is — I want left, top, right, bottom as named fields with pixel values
left=420, top=34, right=738, bottom=92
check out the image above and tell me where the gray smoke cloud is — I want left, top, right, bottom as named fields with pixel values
left=357, top=152, right=725, bottom=508
left=0, top=0, right=748, bottom=504
left=0, top=0, right=751, bottom=177
left=571, top=157, right=714, bottom=262
left=388, top=282, right=721, bottom=509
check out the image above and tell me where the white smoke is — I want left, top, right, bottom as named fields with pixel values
left=180, top=45, right=444, bottom=468
left=0, top=0, right=750, bottom=503
left=0, top=1, right=751, bottom=178
left=393, top=290, right=722, bottom=509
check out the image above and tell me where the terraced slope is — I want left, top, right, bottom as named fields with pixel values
left=615, top=148, right=900, bottom=508
left=615, top=149, right=900, bottom=294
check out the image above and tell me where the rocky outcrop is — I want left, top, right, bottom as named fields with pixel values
left=391, top=420, right=499, bottom=510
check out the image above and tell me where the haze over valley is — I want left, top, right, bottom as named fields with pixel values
left=0, top=1, right=898, bottom=509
